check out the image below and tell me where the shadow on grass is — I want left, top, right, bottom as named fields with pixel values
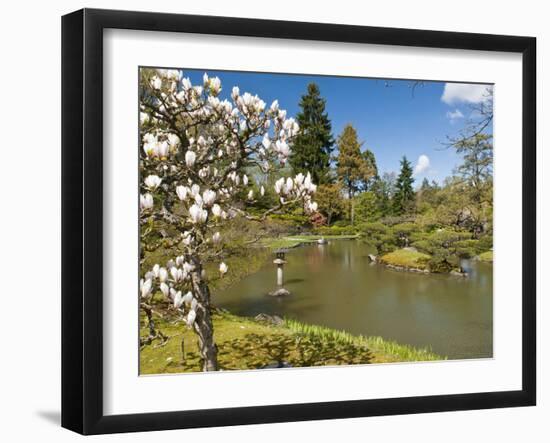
left=219, top=332, right=373, bottom=370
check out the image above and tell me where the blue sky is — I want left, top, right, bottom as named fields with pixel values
left=170, top=68, right=492, bottom=185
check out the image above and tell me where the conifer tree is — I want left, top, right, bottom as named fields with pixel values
left=290, top=83, right=334, bottom=184
left=336, top=124, right=374, bottom=224
left=393, top=156, right=415, bottom=214
left=362, top=149, right=379, bottom=191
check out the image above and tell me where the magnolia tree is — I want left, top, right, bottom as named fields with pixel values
left=138, top=68, right=318, bottom=371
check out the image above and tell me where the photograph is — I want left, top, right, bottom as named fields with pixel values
left=138, top=67, right=494, bottom=374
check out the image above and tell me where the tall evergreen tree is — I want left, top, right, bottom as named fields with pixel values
left=393, top=156, right=415, bottom=214
left=362, top=149, right=379, bottom=191
left=336, top=124, right=375, bottom=224
left=290, top=83, right=334, bottom=184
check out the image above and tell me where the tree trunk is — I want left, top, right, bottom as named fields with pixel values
left=350, top=191, right=355, bottom=226
left=189, top=257, right=218, bottom=371
left=192, top=306, right=218, bottom=371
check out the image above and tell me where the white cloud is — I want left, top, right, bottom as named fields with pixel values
left=441, top=83, right=492, bottom=105
left=413, top=154, right=430, bottom=176
left=446, top=108, right=464, bottom=122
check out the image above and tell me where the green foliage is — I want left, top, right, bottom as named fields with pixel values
left=371, top=172, right=396, bottom=217
left=410, top=229, right=472, bottom=272
left=289, top=83, right=334, bottom=184
left=336, top=124, right=376, bottom=224
left=392, top=222, right=421, bottom=247
left=354, top=191, right=381, bottom=223
left=478, top=250, right=493, bottom=262
left=269, top=213, right=310, bottom=225
left=356, top=221, right=388, bottom=237
left=362, top=149, right=379, bottom=191
left=315, top=182, right=345, bottom=224
left=356, top=222, right=397, bottom=254
left=477, top=234, right=493, bottom=251
left=314, top=225, right=358, bottom=236
left=454, top=133, right=493, bottom=201
left=393, top=156, right=415, bottom=214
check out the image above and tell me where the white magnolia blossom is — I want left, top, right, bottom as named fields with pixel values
left=140, top=278, right=152, bottom=298
left=186, top=309, right=197, bottom=327
left=219, top=262, right=228, bottom=275
left=202, top=190, right=216, bottom=207
left=158, top=267, right=168, bottom=282
left=272, top=172, right=317, bottom=212
left=176, top=185, right=189, bottom=201
left=144, top=174, right=162, bottom=190
left=212, top=232, right=221, bottom=243
left=160, top=282, right=170, bottom=297
left=183, top=291, right=193, bottom=305
left=189, top=204, right=208, bottom=224
left=140, top=112, right=150, bottom=125
left=211, top=204, right=222, bottom=218
left=140, top=193, right=154, bottom=210
left=173, top=291, right=184, bottom=309
left=185, top=150, right=196, bottom=167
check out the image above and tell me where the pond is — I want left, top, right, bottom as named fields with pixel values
left=213, top=240, right=493, bottom=360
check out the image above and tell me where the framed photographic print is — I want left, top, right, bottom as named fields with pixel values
left=61, top=8, right=536, bottom=435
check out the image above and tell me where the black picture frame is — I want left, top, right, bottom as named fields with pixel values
left=62, top=8, right=536, bottom=435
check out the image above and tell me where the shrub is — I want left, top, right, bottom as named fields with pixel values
left=454, top=239, right=482, bottom=258
left=314, top=225, right=357, bottom=236
left=392, top=222, right=422, bottom=247
left=477, top=234, right=493, bottom=251
left=374, top=233, right=398, bottom=254
left=333, top=219, right=352, bottom=228
left=270, top=213, right=310, bottom=225
left=357, top=221, right=388, bottom=237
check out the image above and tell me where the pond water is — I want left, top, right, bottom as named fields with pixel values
left=213, top=240, right=493, bottom=360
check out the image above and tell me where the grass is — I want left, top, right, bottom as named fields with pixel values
left=477, top=250, right=493, bottom=262
left=284, top=319, right=442, bottom=363
left=379, top=248, right=431, bottom=270
left=140, top=311, right=443, bottom=374
left=262, top=234, right=360, bottom=250
left=206, top=246, right=271, bottom=293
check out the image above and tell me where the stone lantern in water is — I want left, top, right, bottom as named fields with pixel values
left=270, top=249, right=290, bottom=297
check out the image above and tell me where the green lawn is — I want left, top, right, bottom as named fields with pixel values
left=379, top=248, right=431, bottom=270
left=140, top=311, right=442, bottom=374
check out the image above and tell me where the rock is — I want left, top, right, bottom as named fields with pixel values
left=269, top=288, right=291, bottom=297
left=367, top=254, right=377, bottom=262
left=254, top=313, right=284, bottom=325
left=450, top=270, right=468, bottom=277
left=262, top=361, right=292, bottom=369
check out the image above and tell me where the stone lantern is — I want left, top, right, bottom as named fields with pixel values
left=273, top=249, right=287, bottom=286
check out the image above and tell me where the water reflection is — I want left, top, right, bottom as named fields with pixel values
left=214, top=240, right=493, bottom=359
